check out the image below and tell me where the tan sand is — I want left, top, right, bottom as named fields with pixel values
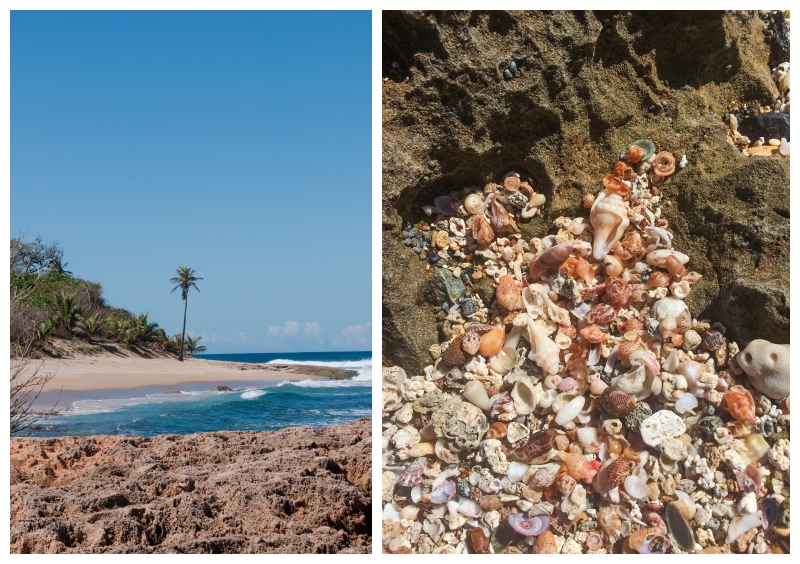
left=30, top=353, right=312, bottom=392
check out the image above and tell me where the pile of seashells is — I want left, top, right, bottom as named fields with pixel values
left=382, top=140, right=791, bottom=554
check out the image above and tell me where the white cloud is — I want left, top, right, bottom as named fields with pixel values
left=267, top=321, right=322, bottom=340
left=331, top=323, right=372, bottom=349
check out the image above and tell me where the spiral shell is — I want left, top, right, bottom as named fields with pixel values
left=504, top=174, right=520, bottom=192
left=597, top=386, right=637, bottom=416
left=486, top=421, right=509, bottom=440
left=472, top=214, right=495, bottom=246
left=654, top=151, right=676, bottom=176
left=555, top=464, right=577, bottom=495
left=399, top=456, right=429, bottom=487
left=590, top=191, right=629, bottom=261
left=560, top=451, right=594, bottom=482
left=586, top=303, right=618, bottom=325
left=701, top=330, right=724, bottom=352
left=605, top=457, right=632, bottom=490
left=603, top=174, right=630, bottom=196
left=629, top=527, right=665, bottom=553
left=603, top=276, right=633, bottom=305
left=533, top=530, right=557, bottom=554
left=586, top=532, right=604, bottom=551
left=580, top=324, right=608, bottom=344
left=496, top=274, right=521, bottom=311
left=435, top=439, right=460, bottom=464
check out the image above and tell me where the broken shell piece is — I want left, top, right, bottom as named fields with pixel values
left=725, top=511, right=763, bottom=545
left=639, top=410, right=686, bottom=448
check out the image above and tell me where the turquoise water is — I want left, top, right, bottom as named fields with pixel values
left=30, top=352, right=371, bottom=437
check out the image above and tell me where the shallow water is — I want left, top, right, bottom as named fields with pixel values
left=30, top=352, right=372, bottom=437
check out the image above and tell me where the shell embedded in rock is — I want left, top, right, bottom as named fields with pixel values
left=605, top=457, right=632, bottom=490
left=724, top=386, right=756, bottom=423
left=533, top=530, right=558, bottom=554
left=508, top=429, right=556, bottom=464
left=479, top=324, right=506, bottom=357
left=461, top=331, right=482, bottom=355
left=496, top=274, right=521, bottom=310
left=472, top=214, right=495, bottom=246
left=442, top=334, right=467, bottom=366
left=590, top=190, right=629, bottom=261
left=597, top=387, right=637, bottom=417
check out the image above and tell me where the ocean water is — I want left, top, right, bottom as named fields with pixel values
left=30, top=351, right=372, bottom=437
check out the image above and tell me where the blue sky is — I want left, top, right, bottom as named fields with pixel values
left=11, top=11, right=371, bottom=353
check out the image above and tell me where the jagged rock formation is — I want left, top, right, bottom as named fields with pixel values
left=10, top=419, right=371, bottom=554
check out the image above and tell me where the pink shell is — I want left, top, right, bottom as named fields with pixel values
left=496, top=275, right=521, bottom=310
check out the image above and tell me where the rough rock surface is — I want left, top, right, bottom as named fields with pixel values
left=382, top=11, right=789, bottom=374
left=10, top=419, right=371, bottom=554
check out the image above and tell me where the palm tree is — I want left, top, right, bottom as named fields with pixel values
left=74, top=313, right=105, bottom=341
left=54, top=292, right=82, bottom=336
left=184, top=335, right=207, bottom=357
left=129, top=312, right=160, bottom=345
left=169, top=267, right=202, bottom=361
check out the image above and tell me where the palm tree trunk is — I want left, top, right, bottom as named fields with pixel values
left=179, top=295, right=188, bottom=361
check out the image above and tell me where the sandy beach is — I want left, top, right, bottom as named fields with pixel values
left=21, top=348, right=354, bottom=393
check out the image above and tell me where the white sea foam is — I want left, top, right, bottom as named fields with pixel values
left=269, top=357, right=372, bottom=388
left=240, top=390, right=266, bottom=399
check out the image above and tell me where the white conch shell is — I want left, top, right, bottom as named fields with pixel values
left=651, top=296, right=692, bottom=337
left=645, top=249, right=690, bottom=268
left=463, top=380, right=492, bottom=411
left=526, top=320, right=560, bottom=375
left=542, top=291, right=570, bottom=325
left=590, top=190, right=629, bottom=260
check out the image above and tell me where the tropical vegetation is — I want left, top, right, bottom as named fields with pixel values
left=169, top=266, right=203, bottom=361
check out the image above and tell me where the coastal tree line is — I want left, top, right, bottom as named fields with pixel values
left=10, top=237, right=206, bottom=358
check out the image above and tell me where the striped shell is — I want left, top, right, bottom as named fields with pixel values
left=603, top=276, right=633, bottom=305
left=586, top=303, right=618, bottom=325
left=597, top=387, right=637, bottom=416
left=674, top=307, right=692, bottom=334
left=508, top=429, right=556, bottom=464
left=555, top=464, right=577, bottom=495
left=486, top=421, right=509, bottom=440
left=533, top=530, right=558, bottom=554
left=701, top=330, right=724, bottom=352
left=606, top=457, right=632, bottom=490
left=399, top=456, right=429, bottom=487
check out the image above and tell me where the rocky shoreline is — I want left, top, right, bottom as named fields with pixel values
left=10, top=419, right=371, bottom=554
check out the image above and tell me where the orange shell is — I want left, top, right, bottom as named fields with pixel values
left=555, top=464, right=577, bottom=496
left=724, top=387, right=756, bottom=423
left=620, top=232, right=642, bottom=255
left=495, top=274, right=521, bottom=311
left=603, top=174, right=630, bottom=196
left=486, top=421, right=509, bottom=440
left=533, top=530, right=558, bottom=554
left=606, top=457, right=632, bottom=490
left=561, top=452, right=594, bottom=482
left=479, top=325, right=505, bottom=357
left=471, top=527, right=491, bottom=554
left=472, top=214, right=495, bottom=246
left=654, top=151, right=676, bottom=176
left=618, top=338, right=644, bottom=362
left=580, top=324, right=608, bottom=344
left=624, top=144, right=646, bottom=164
left=504, top=174, right=520, bottom=192
left=612, top=161, right=628, bottom=179
left=518, top=181, right=533, bottom=198
left=618, top=317, right=642, bottom=333
left=528, top=259, right=548, bottom=281
left=645, top=271, right=672, bottom=288
left=665, top=254, right=687, bottom=277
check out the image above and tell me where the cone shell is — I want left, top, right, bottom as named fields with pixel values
left=606, top=457, right=632, bottom=490
left=598, top=387, right=637, bottom=416
left=496, top=275, right=521, bottom=311
left=724, top=386, right=756, bottom=423
left=539, top=243, right=572, bottom=269
left=486, top=421, right=509, bottom=440
left=629, top=527, right=664, bottom=553
left=590, top=191, right=629, bottom=261
left=479, top=325, right=505, bottom=357
left=473, top=214, right=495, bottom=246
left=533, top=530, right=557, bottom=554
